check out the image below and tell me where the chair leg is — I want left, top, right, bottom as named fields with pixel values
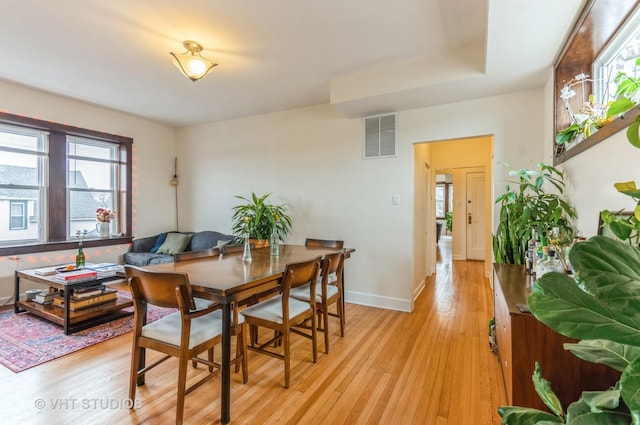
left=338, top=300, right=345, bottom=337
left=323, top=306, right=330, bottom=354
left=208, top=347, right=214, bottom=373
left=283, top=330, right=291, bottom=388
left=240, top=323, right=248, bottom=384
left=176, top=355, right=189, bottom=425
left=310, top=311, right=318, bottom=364
left=129, top=343, right=142, bottom=405
left=234, top=328, right=241, bottom=374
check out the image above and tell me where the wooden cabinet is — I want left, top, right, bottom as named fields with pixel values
left=493, top=264, right=619, bottom=410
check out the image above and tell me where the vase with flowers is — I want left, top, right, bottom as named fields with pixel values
left=96, top=208, right=115, bottom=238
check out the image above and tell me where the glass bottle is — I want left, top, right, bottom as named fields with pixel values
left=270, top=229, right=279, bottom=256
left=76, top=243, right=85, bottom=268
left=526, top=226, right=538, bottom=274
left=242, top=232, right=252, bottom=262
left=538, top=249, right=564, bottom=277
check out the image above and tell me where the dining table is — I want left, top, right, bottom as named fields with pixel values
left=144, top=244, right=353, bottom=424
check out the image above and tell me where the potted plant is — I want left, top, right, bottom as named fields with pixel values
left=498, top=110, right=640, bottom=425
left=231, top=192, right=293, bottom=246
left=492, top=163, right=576, bottom=265
left=498, top=236, right=640, bottom=424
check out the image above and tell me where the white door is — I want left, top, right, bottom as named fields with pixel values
left=466, top=172, right=485, bottom=260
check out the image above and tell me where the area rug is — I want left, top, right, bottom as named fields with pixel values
left=0, top=291, right=174, bottom=373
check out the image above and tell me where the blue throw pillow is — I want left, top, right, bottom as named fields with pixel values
left=150, top=233, right=167, bottom=253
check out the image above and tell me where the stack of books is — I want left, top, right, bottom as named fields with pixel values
left=33, top=291, right=59, bottom=305
left=53, top=288, right=117, bottom=311
left=85, top=263, right=124, bottom=278
left=54, top=269, right=98, bottom=283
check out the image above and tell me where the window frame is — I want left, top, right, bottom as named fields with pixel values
left=0, top=112, right=132, bottom=256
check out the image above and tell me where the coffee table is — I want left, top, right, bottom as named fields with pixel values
left=14, top=266, right=132, bottom=335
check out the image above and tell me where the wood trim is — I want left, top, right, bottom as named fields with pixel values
left=0, top=236, right=132, bottom=256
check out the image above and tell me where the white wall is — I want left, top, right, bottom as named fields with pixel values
left=0, top=81, right=176, bottom=301
left=177, top=89, right=547, bottom=311
left=0, top=82, right=551, bottom=310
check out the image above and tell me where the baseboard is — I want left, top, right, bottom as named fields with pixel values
left=0, top=295, right=14, bottom=306
left=413, top=278, right=426, bottom=302
left=344, top=290, right=412, bottom=312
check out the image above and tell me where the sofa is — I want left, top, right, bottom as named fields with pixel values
left=123, top=231, right=236, bottom=266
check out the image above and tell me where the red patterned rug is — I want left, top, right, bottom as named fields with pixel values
left=0, top=291, right=174, bottom=373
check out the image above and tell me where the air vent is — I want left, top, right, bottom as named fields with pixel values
left=363, top=113, right=397, bottom=159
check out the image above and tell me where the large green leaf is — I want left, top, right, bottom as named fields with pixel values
left=581, top=389, right=621, bottom=412
left=566, top=396, right=630, bottom=424
left=533, top=362, right=564, bottom=418
left=568, top=237, right=640, bottom=324
left=498, top=407, right=562, bottom=425
left=528, top=271, right=640, bottom=345
left=620, top=356, right=640, bottom=425
left=567, top=411, right=631, bottom=425
left=567, top=398, right=591, bottom=422
left=564, top=339, right=640, bottom=372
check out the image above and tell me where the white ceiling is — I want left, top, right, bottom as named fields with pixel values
left=0, top=0, right=584, bottom=127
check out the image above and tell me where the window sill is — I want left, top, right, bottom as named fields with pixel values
left=554, top=106, right=640, bottom=165
left=0, top=236, right=132, bottom=257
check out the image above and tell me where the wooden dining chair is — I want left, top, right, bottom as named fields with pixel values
left=305, top=238, right=344, bottom=249
left=290, top=250, right=345, bottom=353
left=173, top=247, right=220, bottom=262
left=240, top=256, right=322, bottom=388
left=125, top=265, right=247, bottom=425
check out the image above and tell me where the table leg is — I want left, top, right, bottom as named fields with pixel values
left=63, top=288, right=71, bottom=335
left=221, top=302, right=231, bottom=424
left=14, top=271, right=20, bottom=313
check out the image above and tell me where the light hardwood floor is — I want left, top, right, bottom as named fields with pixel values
left=0, top=238, right=506, bottom=424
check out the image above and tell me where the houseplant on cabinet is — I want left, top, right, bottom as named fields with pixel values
left=231, top=192, right=292, bottom=246
left=492, top=163, right=576, bottom=265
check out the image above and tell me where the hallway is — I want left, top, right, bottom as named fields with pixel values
left=420, top=234, right=506, bottom=423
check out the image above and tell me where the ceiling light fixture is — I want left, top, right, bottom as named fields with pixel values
left=170, top=40, right=217, bottom=82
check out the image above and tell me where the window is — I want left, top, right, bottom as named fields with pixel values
left=10, top=201, right=28, bottom=230
left=0, top=124, right=46, bottom=243
left=67, top=137, right=119, bottom=238
left=554, top=0, right=640, bottom=164
left=594, top=6, right=640, bottom=108
left=0, top=112, right=132, bottom=255
left=435, top=182, right=453, bottom=219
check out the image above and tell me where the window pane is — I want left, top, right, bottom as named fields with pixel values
left=0, top=152, right=41, bottom=185
left=0, top=125, right=45, bottom=244
left=68, top=138, right=115, bottom=160
left=0, top=126, right=46, bottom=152
left=594, top=7, right=640, bottom=104
left=69, top=190, right=113, bottom=237
left=448, top=185, right=454, bottom=212
left=68, top=159, right=115, bottom=190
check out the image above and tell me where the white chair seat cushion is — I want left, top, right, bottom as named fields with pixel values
left=194, top=297, right=217, bottom=309
left=290, top=282, right=339, bottom=303
left=141, top=309, right=225, bottom=349
left=240, top=295, right=311, bottom=324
